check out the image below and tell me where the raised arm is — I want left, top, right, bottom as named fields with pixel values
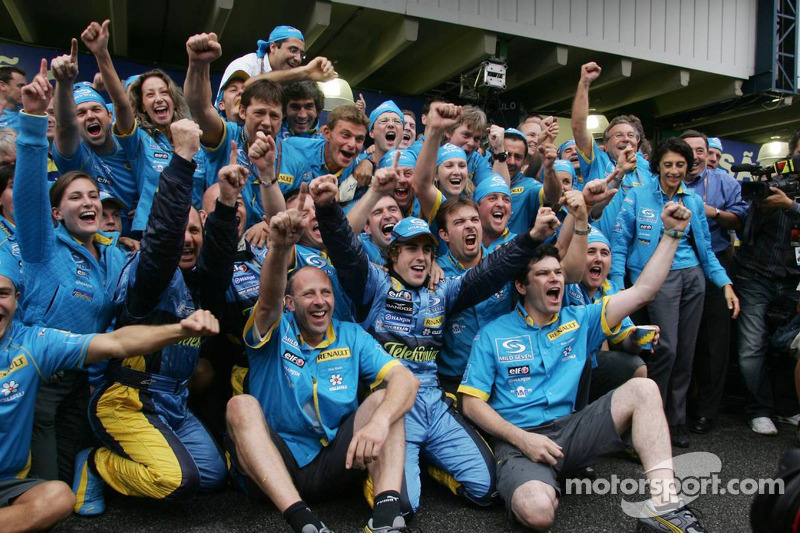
left=558, top=190, right=589, bottom=283
left=605, top=202, right=690, bottom=326
left=195, top=141, right=245, bottom=316
left=451, top=208, right=558, bottom=313
left=571, top=62, right=601, bottom=158
left=82, top=20, right=134, bottom=135
left=311, top=176, right=372, bottom=307
left=486, top=125, right=510, bottom=184
left=125, top=120, right=201, bottom=318
left=252, top=203, right=307, bottom=335
left=14, top=60, right=55, bottom=264
left=51, top=39, right=81, bottom=158
left=539, top=142, right=562, bottom=206
left=86, top=309, right=219, bottom=364
left=244, top=56, right=337, bottom=87
left=413, top=103, right=462, bottom=217
left=184, top=32, right=225, bottom=147
left=248, top=132, right=284, bottom=221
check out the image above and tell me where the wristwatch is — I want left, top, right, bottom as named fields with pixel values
left=713, top=207, right=720, bottom=218
left=492, top=151, right=509, bottom=163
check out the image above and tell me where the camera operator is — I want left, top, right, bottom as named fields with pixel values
left=735, top=129, right=800, bottom=436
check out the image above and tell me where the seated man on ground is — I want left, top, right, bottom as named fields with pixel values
left=228, top=196, right=418, bottom=533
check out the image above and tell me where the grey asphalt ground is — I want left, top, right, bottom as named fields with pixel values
left=53, top=410, right=796, bottom=533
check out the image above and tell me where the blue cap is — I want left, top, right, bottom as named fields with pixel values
left=473, top=174, right=511, bottom=203
left=389, top=217, right=437, bottom=247
left=124, top=75, right=141, bottom=91
left=554, top=159, right=577, bottom=179
left=99, top=190, right=127, bottom=210
left=73, top=85, right=106, bottom=107
left=369, top=100, right=404, bottom=132
left=587, top=227, right=611, bottom=248
left=379, top=149, right=417, bottom=170
left=504, top=128, right=526, bottom=142
left=558, top=139, right=577, bottom=158
left=708, top=137, right=723, bottom=152
left=437, top=143, right=467, bottom=166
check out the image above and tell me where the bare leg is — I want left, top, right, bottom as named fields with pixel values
left=354, top=390, right=405, bottom=495
left=510, top=480, right=559, bottom=531
left=0, top=480, right=74, bottom=533
left=610, top=377, right=678, bottom=507
left=225, top=394, right=301, bottom=511
left=634, top=365, right=648, bottom=379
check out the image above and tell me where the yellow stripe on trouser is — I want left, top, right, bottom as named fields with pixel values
left=230, top=365, right=248, bottom=396
left=92, top=383, right=185, bottom=500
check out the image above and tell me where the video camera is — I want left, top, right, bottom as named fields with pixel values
left=732, top=157, right=800, bottom=201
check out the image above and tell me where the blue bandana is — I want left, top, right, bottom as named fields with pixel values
left=73, top=85, right=106, bottom=107
left=587, top=227, right=611, bottom=248
left=708, top=137, right=723, bottom=152
left=437, top=143, right=467, bottom=166
left=369, top=100, right=404, bottom=132
left=257, top=26, right=305, bottom=58
left=473, top=174, right=511, bottom=203
left=379, top=149, right=417, bottom=170
left=558, top=139, right=577, bottom=158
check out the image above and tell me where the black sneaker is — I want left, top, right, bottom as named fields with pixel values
left=670, top=424, right=690, bottom=448
left=637, top=502, right=707, bottom=532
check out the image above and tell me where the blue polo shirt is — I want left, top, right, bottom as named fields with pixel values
left=458, top=300, right=618, bottom=428
left=0, top=324, right=94, bottom=479
left=243, top=310, right=399, bottom=467
left=508, top=173, right=546, bottom=235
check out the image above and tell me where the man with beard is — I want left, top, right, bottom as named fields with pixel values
left=278, top=81, right=324, bottom=140
left=50, top=40, right=136, bottom=234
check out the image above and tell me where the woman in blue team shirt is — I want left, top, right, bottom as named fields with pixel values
left=610, top=136, right=739, bottom=448
left=80, top=20, right=206, bottom=235
left=14, top=59, right=127, bottom=482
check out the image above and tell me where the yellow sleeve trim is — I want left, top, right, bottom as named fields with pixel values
left=113, top=119, right=137, bottom=138
left=537, top=186, right=545, bottom=206
left=576, top=142, right=594, bottom=164
left=203, top=117, right=229, bottom=152
left=426, top=191, right=445, bottom=225
left=457, top=385, right=490, bottom=402
left=370, top=359, right=401, bottom=390
left=600, top=296, right=624, bottom=337
left=242, top=301, right=280, bottom=349
left=610, top=325, right=635, bottom=343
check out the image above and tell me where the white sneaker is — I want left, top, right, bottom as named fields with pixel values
left=750, top=416, right=778, bottom=435
left=775, top=413, right=800, bottom=425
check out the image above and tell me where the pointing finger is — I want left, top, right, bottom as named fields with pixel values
left=229, top=140, right=238, bottom=166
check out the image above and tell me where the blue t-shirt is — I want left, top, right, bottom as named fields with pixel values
left=0, top=323, right=94, bottom=479
left=459, top=300, right=619, bottom=428
left=202, top=120, right=309, bottom=228
left=508, top=173, right=545, bottom=235
left=243, top=311, right=398, bottom=467
left=115, top=122, right=208, bottom=232
left=0, top=108, right=19, bottom=131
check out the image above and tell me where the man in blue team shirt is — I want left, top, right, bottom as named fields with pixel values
left=228, top=199, right=418, bottom=533
left=0, top=67, right=25, bottom=131
left=0, top=253, right=221, bottom=531
left=50, top=39, right=137, bottom=234
left=571, top=62, right=655, bottom=238
left=680, top=129, right=748, bottom=434
left=503, top=127, right=562, bottom=235
left=184, top=32, right=308, bottom=228
left=443, top=105, right=509, bottom=185
left=459, top=201, right=709, bottom=533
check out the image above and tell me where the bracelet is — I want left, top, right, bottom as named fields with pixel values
left=259, top=176, right=278, bottom=188
left=574, top=227, right=591, bottom=235
left=663, top=228, right=685, bottom=239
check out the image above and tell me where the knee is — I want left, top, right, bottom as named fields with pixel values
left=634, top=365, right=648, bottom=379
left=31, top=481, right=75, bottom=524
left=628, top=377, right=661, bottom=404
left=226, top=394, right=263, bottom=429
left=511, top=482, right=558, bottom=531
